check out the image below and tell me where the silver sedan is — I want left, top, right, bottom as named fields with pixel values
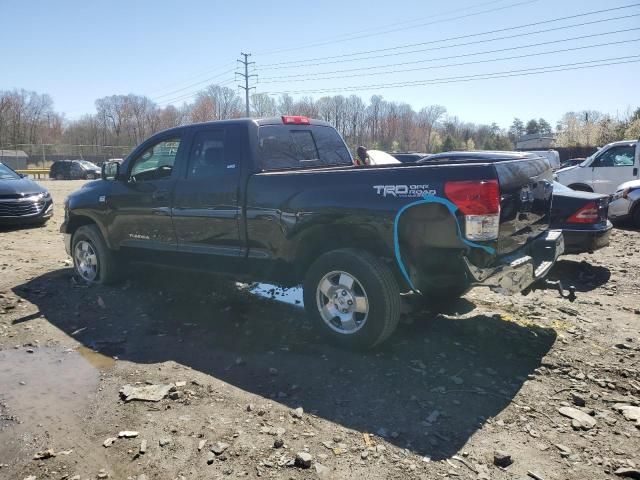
left=609, top=179, right=640, bottom=226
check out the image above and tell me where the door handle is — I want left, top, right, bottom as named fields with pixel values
left=634, top=167, right=638, bottom=176
left=152, top=190, right=169, bottom=201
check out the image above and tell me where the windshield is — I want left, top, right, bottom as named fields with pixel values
left=580, top=147, right=603, bottom=167
left=79, top=160, right=99, bottom=169
left=0, top=163, right=21, bottom=180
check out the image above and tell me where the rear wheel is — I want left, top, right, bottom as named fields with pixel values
left=303, top=249, right=400, bottom=349
left=56, top=174, right=64, bottom=180
left=86, top=173, right=96, bottom=180
left=72, top=225, right=120, bottom=284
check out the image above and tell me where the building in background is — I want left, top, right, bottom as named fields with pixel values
left=516, top=133, right=556, bottom=150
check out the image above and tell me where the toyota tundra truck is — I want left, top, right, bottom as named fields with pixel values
left=61, top=116, right=564, bottom=349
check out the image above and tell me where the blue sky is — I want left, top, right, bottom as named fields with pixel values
left=1, top=0, right=638, bottom=128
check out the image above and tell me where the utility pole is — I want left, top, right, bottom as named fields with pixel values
left=237, top=52, right=257, bottom=118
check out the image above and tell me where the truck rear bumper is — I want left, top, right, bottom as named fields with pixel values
left=464, top=230, right=564, bottom=295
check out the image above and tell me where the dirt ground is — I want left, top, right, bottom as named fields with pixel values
left=1, top=180, right=639, bottom=480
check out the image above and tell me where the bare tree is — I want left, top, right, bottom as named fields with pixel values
left=417, top=105, right=446, bottom=152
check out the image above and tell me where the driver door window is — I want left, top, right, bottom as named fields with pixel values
left=593, top=146, right=635, bottom=167
left=130, top=138, right=181, bottom=181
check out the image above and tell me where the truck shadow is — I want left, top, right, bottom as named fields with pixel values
left=13, top=267, right=556, bottom=460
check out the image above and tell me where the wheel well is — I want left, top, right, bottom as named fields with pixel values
left=396, top=202, right=469, bottom=291
left=67, top=215, right=96, bottom=236
left=567, top=183, right=593, bottom=192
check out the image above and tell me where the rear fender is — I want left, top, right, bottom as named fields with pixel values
left=394, top=195, right=496, bottom=291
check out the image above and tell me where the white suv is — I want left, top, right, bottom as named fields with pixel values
left=555, top=140, right=638, bottom=194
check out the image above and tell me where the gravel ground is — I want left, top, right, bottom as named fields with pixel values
left=0, top=180, right=639, bottom=480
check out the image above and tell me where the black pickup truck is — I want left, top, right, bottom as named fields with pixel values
left=62, top=116, right=564, bottom=348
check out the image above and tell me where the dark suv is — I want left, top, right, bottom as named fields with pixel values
left=49, top=160, right=101, bottom=180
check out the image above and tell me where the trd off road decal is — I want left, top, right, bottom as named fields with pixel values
left=373, top=184, right=437, bottom=198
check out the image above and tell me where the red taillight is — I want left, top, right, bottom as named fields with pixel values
left=567, top=201, right=599, bottom=224
left=444, top=180, right=500, bottom=215
left=281, top=115, right=310, bottom=125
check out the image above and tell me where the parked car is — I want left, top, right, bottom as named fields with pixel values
left=609, top=179, right=640, bottom=226
left=555, top=140, right=639, bottom=193
left=0, top=162, right=53, bottom=226
left=390, top=152, right=430, bottom=163
left=49, top=160, right=101, bottom=180
left=62, top=117, right=564, bottom=349
left=550, top=182, right=612, bottom=254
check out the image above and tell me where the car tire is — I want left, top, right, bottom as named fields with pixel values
left=86, top=173, right=96, bottom=180
left=303, top=248, right=400, bottom=350
left=71, top=224, right=121, bottom=284
left=56, top=174, right=64, bottom=180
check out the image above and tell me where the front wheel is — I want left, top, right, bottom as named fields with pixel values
left=303, top=249, right=400, bottom=349
left=72, top=224, right=121, bottom=284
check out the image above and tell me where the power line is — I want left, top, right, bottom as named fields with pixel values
left=259, top=55, right=640, bottom=95
left=258, top=36, right=640, bottom=84
left=256, top=0, right=539, bottom=56
left=147, top=61, right=236, bottom=96
left=257, top=13, right=640, bottom=72
left=152, top=67, right=237, bottom=101
left=156, top=78, right=236, bottom=106
left=258, top=4, right=640, bottom=69
left=259, top=28, right=640, bottom=81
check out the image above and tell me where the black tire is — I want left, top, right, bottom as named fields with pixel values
left=56, top=174, right=64, bottom=180
left=303, top=248, right=400, bottom=349
left=71, top=224, right=121, bottom=284
left=568, top=184, right=593, bottom=192
left=86, top=173, right=96, bottom=180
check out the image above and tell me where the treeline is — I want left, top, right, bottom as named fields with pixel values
left=1, top=87, right=638, bottom=153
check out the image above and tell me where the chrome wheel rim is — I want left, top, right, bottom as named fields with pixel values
left=316, top=270, right=369, bottom=334
left=74, top=240, right=99, bottom=282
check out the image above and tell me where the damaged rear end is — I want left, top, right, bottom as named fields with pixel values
left=398, top=152, right=564, bottom=298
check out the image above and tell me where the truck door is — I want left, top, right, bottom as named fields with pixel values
left=171, top=126, right=244, bottom=269
left=107, top=135, right=183, bottom=251
left=590, top=143, right=637, bottom=193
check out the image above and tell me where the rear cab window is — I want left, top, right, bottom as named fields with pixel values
left=258, top=125, right=352, bottom=170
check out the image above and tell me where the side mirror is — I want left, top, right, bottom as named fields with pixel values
left=101, top=161, right=121, bottom=181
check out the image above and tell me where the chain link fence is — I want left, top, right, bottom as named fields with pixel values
left=0, top=144, right=134, bottom=169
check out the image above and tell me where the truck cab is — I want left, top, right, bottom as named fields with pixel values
left=555, top=140, right=639, bottom=194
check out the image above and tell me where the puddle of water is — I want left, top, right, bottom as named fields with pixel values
left=249, top=283, right=304, bottom=307
left=77, top=345, right=117, bottom=370
left=0, top=347, right=101, bottom=432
